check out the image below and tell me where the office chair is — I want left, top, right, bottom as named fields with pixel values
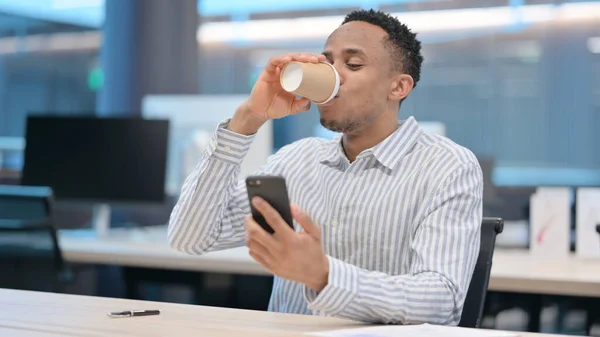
left=458, top=217, right=504, bottom=328
left=0, top=218, right=72, bottom=292
left=585, top=224, right=600, bottom=336
left=0, top=185, right=73, bottom=292
left=0, top=185, right=53, bottom=220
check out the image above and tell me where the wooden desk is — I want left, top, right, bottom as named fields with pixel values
left=490, top=250, right=600, bottom=297
left=0, top=288, right=358, bottom=337
left=58, top=227, right=600, bottom=297
left=59, top=227, right=266, bottom=275
left=0, top=288, right=567, bottom=337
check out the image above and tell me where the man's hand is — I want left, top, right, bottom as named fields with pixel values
left=244, top=197, right=329, bottom=292
left=227, top=53, right=326, bottom=136
left=246, top=53, right=326, bottom=121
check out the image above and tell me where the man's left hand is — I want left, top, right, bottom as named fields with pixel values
left=244, top=197, right=329, bottom=292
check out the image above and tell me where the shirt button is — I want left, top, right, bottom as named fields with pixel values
left=223, top=145, right=232, bottom=153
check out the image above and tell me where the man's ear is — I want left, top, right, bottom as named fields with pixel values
left=389, top=74, right=414, bottom=102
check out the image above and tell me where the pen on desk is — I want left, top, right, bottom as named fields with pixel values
left=108, top=310, right=161, bottom=318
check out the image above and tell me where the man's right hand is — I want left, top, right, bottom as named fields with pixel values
left=228, top=53, right=326, bottom=135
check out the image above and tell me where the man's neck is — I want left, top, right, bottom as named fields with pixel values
left=341, top=114, right=400, bottom=163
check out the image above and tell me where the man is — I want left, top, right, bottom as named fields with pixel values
left=168, top=9, right=483, bottom=325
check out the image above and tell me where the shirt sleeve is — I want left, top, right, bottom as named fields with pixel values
left=167, top=118, right=258, bottom=254
left=303, top=162, right=483, bottom=325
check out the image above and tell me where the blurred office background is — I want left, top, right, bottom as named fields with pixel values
left=0, top=0, right=599, bottom=335
left=0, top=0, right=599, bottom=189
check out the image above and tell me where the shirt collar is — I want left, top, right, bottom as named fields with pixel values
left=320, top=116, right=422, bottom=171
left=319, top=134, right=347, bottom=168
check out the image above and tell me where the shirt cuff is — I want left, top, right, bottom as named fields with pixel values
left=303, top=256, right=359, bottom=316
left=206, top=118, right=256, bottom=165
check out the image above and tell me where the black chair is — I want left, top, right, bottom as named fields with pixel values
left=0, top=218, right=71, bottom=292
left=0, top=185, right=53, bottom=220
left=459, top=217, right=504, bottom=328
left=0, top=185, right=72, bottom=292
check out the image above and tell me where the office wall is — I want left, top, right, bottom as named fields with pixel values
left=0, top=52, right=96, bottom=138
left=404, top=22, right=600, bottom=170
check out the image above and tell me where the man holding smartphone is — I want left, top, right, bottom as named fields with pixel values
left=168, top=9, right=483, bottom=325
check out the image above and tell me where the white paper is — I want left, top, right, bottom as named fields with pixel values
left=529, top=187, right=571, bottom=259
left=576, top=188, right=600, bottom=259
left=306, top=323, right=518, bottom=337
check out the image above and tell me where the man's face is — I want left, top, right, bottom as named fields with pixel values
left=318, top=21, right=397, bottom=134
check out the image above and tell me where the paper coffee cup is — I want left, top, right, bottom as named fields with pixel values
left=280, top=62, right=340, bottom=104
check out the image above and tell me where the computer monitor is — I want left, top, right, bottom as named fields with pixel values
left=20, top=115, right=169, bottom=235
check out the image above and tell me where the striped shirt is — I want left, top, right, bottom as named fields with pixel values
left=168, top=116, right=483, bottom=325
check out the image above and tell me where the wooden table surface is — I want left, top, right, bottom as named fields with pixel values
left=0, top=288, right=570, bottom=337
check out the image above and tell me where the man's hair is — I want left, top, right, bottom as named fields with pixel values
left=342, top=9, right=423, bottom=87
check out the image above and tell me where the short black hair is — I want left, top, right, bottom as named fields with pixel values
left=342, top=9, right=423, bottom=88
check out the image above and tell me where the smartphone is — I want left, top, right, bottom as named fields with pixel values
left=245, top=175, right=294, bottom=234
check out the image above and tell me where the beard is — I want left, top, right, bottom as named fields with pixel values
left=320, top=117, right=364, bottom=134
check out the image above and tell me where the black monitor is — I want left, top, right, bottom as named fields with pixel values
left=20, top=116, right=169, bottom=234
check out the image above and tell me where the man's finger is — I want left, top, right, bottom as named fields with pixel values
left=290, top=53, right=319, bottom=63
left=247, top=239, right=274, bottom=274
left=251, top=197, right=295, bottom=237
left=248, top=245, right=274, bottom=274
left=291, top=98, right=311, bottom=114
left=265, top=53, right=320, bottom=74
left=247, top=235, right=275, bottom=265
left=265, top=53, right=325, bottom=73
left=291, top=204, right=321, bottom=239
left=244, top=215, right=281, bottom=250
left=265, top=55, right=293, bottom=74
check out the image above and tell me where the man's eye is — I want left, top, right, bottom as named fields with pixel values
left=347, top=64, right=362, bottom=69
